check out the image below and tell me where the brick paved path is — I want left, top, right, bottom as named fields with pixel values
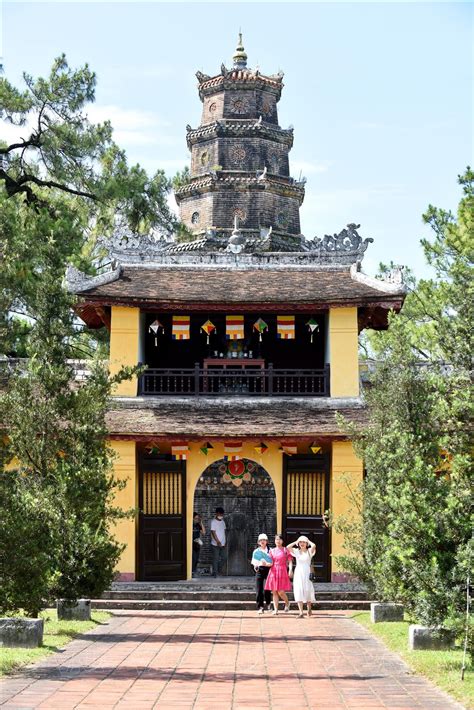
left=0, top=611, right=464, bottom=709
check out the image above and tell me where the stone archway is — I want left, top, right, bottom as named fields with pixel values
left=193, top=458, right=277, bottom=576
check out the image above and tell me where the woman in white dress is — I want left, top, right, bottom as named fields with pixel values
left=287, top=535, right=316, bottom=617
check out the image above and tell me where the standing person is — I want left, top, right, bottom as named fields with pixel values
left=264, top=534, right=293, bottom=614
left=287, top=535, right=316, bottom=617
left=192, top=512, right=205, bottom=578
left=210, top=506, right=227, bottom=577
left=251, top=533, right=273, bottom=614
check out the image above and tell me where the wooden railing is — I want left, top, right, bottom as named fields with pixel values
left=139, top=364, right=330, bottom=397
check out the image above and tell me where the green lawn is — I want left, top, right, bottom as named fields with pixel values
left=352, top=612, right=473, bottom=709
left=0, top=609, right=111, bottom=676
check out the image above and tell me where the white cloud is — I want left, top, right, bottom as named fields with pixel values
left=86, top=104, right=180, bottom=149
left=291, top=159, right=332, bottom=177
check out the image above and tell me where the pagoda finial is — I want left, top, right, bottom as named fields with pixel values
left=233, top=31, right=248, bottom=69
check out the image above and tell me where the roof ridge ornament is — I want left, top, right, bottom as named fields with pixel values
left=233, top=31, right=248, bottom=69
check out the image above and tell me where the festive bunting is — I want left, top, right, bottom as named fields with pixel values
left=279, top=442, right=298, bottom=456
left=219, top=459, right=253, bottom=487
left=172, top=315, right=190, bottom=340
left=224, top=441, right=243, bottom=461
left=306, top=318, right=319, bottom=343
left=145, top=440, right=160, bottom=455
left=149, top=319, right=164, bottom=347
left=200, top=320, right=216, bottom=344
left=309, top=442, right=322, bottom=455
left=226, top=315, right=244, bottom=340
left=171, top=443, right=189, bottom=460
left=253, top=317, right=268, bottom=341
left=254, top=442, right=268, bottom=455
left=277, top=315, right=295, bottom=340
left=199, top=441, right=214, bottom=456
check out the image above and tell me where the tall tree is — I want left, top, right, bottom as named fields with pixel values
left=336, top=169, right=473, bottom=633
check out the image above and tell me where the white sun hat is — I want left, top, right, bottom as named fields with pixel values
left=257, top=533, right=268, bottom=541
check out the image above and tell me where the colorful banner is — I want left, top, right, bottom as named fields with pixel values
left=172, top=315, right=190, bottom=340
left=226, top=315, right=244, bottom=340
left=224, top=441, right=243, bottom=461
left=277, top=315, right=295, bottom=340
left=171, top=443, right=190, bottom=460
left=279, top=442, right=298, bottom=456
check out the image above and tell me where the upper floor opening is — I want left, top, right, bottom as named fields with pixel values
left=139, top=311, right=329, bottom=397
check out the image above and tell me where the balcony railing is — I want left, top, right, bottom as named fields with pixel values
left=139, top=364, right=330, bottom=397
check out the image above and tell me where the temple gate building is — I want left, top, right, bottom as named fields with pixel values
left=69, top=37, right=406, bottom=583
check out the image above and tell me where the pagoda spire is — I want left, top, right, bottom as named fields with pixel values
left=232, top=31, right=248, bottom=69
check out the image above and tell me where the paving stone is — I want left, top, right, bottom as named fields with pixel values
left=0, top=610, right=466, bottom=709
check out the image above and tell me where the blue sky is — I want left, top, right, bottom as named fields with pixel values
left=1, top=1, right=472, bottom=277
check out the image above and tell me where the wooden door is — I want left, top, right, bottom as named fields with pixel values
left=283, top=454, right=330, bottom=582
left=138, top=458, right=186, bottom=581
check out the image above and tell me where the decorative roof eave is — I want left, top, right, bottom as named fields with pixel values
left=350, top=263, right=407, bottom=295
left=66, top=264, right=122, bottom=293
left=197, top=71, right=284, bottom=101
left=174, top=172, right=305, bottom=204
left=186, top=120, right=294, bottom=149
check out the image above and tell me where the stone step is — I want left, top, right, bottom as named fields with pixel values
left=102, top=590, right=369, bottom=601
left=92, top=599, right=373, bottom=611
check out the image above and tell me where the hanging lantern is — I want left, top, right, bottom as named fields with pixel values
left=149, top=319, right=164, bottom=347
left=309, top=442, right=322, bottom=455
left=199, top=441, right=214, bottom=456
left=145, top=440, right=160, bottom=455
left=253, top=318, right=268, bottom=342
left=254, top=442, right=268, bottom=455
left=200, top=320, right=216, bottom=344
left=306, top=318, right=319, bottom=343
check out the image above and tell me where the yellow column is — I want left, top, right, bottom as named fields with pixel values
left=329, top=307, right=359, bottom=397
left=184, top=442, right=284, bottom=580
left=109, top=306, right=140, bottom=397
left=331, top=440, right=363, bottom=579
left=109, top=439, right=137, bottom=580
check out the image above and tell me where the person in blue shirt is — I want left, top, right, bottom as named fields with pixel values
left=251, top=533, right=273, bottom=614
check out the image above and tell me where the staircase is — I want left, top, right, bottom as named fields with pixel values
left=92, top=578, right=372, bottom=611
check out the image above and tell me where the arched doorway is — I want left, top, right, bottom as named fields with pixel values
left=193, top=458, right=277, bottom=576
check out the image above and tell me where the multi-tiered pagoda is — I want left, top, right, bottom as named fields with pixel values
left=68, top=36, right=406, bottom=583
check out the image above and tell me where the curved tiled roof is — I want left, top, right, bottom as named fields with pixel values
left=75, top=264, right=405, bottom=308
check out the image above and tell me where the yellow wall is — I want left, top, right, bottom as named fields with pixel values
left=109, top=306, right=140, bottom=396
left=110, top=440, right=137, bottom=577
left=185, top=442, right=284, bottom=579
left=329, top=307, right=359, bottom=397
left=331, top=440, right=363, bottom=572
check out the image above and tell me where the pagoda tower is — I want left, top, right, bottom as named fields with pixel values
left=174, top=34, right=305, bottom=249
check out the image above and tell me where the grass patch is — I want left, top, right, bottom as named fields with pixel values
left=352, top=612, right=473, bottom=709
left=0, top=609, right=111, bottom=676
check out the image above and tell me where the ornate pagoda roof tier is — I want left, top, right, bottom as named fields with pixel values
left=196, top=68, right=284, bottom=102
left=185, top=120, right=294, bottom=150
left=174, top=172, right=305, bottom=205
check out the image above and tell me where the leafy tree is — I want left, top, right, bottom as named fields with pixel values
left=336, top=169, right=473, bottom=639
left=0, top=55, right=178, bottom=355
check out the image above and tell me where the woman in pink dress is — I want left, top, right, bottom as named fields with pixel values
left=264, top=534, right=293, bottom=614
